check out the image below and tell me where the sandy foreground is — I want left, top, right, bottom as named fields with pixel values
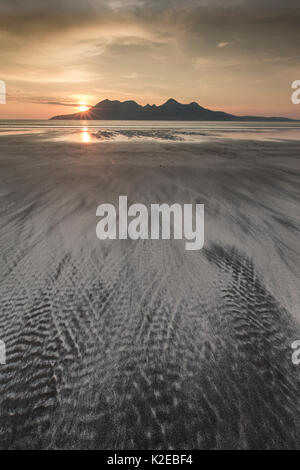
left=0, top=131, right=300, bottom=449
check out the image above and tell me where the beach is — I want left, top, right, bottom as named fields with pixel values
left=0, top=125, right=300, bottom=449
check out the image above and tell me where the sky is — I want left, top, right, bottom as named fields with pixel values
left=0, top=0, right=299, bottom=119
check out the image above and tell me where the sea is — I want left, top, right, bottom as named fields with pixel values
left=1, top=119, right=300, bottom=143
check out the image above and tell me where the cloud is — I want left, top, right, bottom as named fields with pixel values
left=7, top=95, right=83, bottom=107
left=218, top=42, right=232, bottom=48
left=0, top=0, right=300, bottom=116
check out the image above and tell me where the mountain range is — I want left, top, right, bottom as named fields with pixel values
left=50, top=98, right=296, bottom=121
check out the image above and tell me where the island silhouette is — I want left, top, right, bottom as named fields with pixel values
left=51, top=98, right=297, bottom=121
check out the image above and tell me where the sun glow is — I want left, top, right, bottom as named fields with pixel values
left=78, top=105, right=89, bottom=112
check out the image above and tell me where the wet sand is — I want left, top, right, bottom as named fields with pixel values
left=0, top=131, right=300, bottom=449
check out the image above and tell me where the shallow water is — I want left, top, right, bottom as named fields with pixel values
left=1, top=119, right=300, bottom=143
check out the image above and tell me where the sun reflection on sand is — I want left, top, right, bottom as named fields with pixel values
left=81, top=128, right=90, bottom=143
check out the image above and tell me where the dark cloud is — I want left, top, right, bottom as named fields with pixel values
left=0, top=0, right=299, bottom=54
left=0, top=2, right=297, bottom=68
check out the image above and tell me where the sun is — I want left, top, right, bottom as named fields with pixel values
left=78, top=105, right=89, bottom=112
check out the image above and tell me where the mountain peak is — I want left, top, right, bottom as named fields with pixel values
left=95, top=99, right=121, bottom=107
left=123, top=100, right=139, bottom=105
left=164, top=98, right=179, bottom=105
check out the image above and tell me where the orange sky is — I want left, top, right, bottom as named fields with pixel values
left=0, top=1, right=300, bottom=120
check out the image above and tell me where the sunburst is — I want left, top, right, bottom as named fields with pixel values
left=78, top=105, right=89, bottom=112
